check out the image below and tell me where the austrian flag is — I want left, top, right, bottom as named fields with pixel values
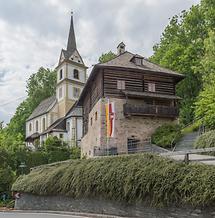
left=105, top=101, right=115, bottom=138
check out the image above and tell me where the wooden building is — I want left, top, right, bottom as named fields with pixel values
left=78, top=43, right=184, bottom=157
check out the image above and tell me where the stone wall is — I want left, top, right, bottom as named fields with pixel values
left=81, top=97, right=177, bottom=157
left=15, top=193, right=215, bottom=218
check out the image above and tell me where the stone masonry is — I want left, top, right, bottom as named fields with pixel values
left=81, top=97, right=177, bottom=157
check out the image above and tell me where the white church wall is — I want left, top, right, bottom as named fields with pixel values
left=56, top=84, right=65, bottom=102
left=68, top=84, right=83, bottom=100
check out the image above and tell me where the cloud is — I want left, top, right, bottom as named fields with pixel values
left=0, top=0, right=200, bottom=123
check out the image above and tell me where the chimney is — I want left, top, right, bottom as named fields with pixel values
left=117, top=42, right=125, bottom=55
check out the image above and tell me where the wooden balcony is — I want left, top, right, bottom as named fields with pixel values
left=123, top=104, right=179, bottom=118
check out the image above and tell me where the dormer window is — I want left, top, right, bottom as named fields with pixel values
left=59, top=69, right=63, bottom=80
left=73, top=69, right=79, bottom=79
left=131, top=55, right=143, bottom=66
left=135, top=57, right=142, bottom=65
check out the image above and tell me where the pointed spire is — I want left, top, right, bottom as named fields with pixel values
left=67, top=11, right=77, bottom=52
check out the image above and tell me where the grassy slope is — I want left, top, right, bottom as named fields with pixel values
left=12, top=154, right=215, bottom=207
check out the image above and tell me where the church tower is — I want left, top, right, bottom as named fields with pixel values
left=56, top=14, right=87, bottom=118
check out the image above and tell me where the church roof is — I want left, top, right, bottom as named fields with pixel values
left=27, top=96, right=56, bottom=121
left=41, top=117, right=66, bottom=135
left=61, top=15, right=77, bottom=61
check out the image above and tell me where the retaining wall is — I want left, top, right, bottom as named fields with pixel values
left=15, top=193, right=215, bottom=218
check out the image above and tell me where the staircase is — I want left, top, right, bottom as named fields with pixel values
left=174, top=132, right=199, bottom=151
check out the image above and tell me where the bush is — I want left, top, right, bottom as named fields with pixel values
left=151, top=124, right=181, bottom=148
left=43, top=136, right=71, bottom=163
left=194, top=130, right=215, bottom=149
left=0, top=166, right=14, bottom=193
left=12, top=153, right=215, bottom=207
left=70, top=146, right=81, bottom=159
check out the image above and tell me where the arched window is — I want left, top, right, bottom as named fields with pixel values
left=29, top=123, right=32, bottom=132
left=36, top=120, right=39, bottom=132
left=59, top=69, right=63, bottom=80
left=42, top=118, right=46, bottom=131
left=73, top=69, right=79, bottom=79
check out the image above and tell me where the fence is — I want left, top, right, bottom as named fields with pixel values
left=93, top=138, right=154, bottom=157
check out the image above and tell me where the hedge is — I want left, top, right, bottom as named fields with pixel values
left=12, top=154, right=215, bottom=207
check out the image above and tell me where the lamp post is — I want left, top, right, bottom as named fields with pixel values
left=19, top=162, right=27, bottom=175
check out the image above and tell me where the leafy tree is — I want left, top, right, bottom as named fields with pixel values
left=150, top=0, right=215, bottom=125
left=98, top=51, right=116, bottom=63
left=7, top=67, right=56, bottom=137
left=195, top=31, right=215, bottom=128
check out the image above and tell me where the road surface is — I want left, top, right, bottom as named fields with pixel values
left=0, top=212, right=93, bottom=218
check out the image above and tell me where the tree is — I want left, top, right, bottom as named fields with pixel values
left=98, top=51, right=116, bottom=63
left=7, top=67, right=56, bottom=137
left=150, top=0, right=215, bottom=125
left=194, top=31, right=215, bottom=128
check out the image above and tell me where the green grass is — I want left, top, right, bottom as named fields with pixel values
left=12, top=153, right=215, bottom=207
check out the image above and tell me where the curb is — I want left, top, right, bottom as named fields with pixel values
left=0, top=209, right=131, bottom=218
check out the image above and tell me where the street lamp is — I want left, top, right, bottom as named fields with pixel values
left=19, top=162, right=27, bottom=175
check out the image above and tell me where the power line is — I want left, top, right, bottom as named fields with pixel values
left=0, top=96, right=27, bottom=107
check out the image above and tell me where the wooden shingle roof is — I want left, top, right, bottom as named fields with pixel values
left=98, top=51, right=184, bottom=77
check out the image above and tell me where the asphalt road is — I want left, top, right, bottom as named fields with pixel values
left=0, top=212, right=93, bottom=218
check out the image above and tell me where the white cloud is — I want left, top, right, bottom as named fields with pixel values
left=0, top=0, right=200, bottom=123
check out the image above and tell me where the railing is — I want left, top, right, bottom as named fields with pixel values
left=123, top=104, right=179, bottom=118
left=93, top=139, right=162, bottom=157
left=161, top=147, right=215, bottom=164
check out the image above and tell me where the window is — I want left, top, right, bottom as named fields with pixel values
left=90, top=117, right=93, bottom=126
left=148, top=83, right=156, bottom=92
left=42, top=118, right=46, bottom=131
left=59, top=69, right=63, bottom=80
left=59, top=134, right=64, bottom=139
left=135, top=57, right=142, bottom=65
left=73, top=69, right=79, bottom=79
left=117, top=80, right=125, bottom=90
left=73, top=87, right=80, bottom=98
left=95, top=112, right=98, bottom=121
left=29, top=123, right=32, bottom=132
left=36, top=121, right=39, bottom=132
left=66, top=122, right=70, bottom=132
left=59, top=87, right=63, bottom=99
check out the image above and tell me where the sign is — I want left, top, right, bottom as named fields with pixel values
left=105, top=101, right=115, bottom=138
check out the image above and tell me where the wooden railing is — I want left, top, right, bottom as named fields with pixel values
left=123, top=104, right=179, bottom=118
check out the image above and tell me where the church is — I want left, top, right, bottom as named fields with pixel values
left=25, top=15, right=86, bottom=147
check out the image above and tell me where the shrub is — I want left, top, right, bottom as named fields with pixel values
left=12, top=153, right=215, bottom=207
left=194, top=130, right=215, bottom=149
left=70, top=146, right=81, bottom=159
left=151, top=124, right=181, bottom=148
left=43, top=136, right=71, bottom=163
left=0, top=166, right=14, bottom=193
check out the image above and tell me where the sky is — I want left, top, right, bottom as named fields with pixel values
left=0, top=0, right=200, bottom=124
